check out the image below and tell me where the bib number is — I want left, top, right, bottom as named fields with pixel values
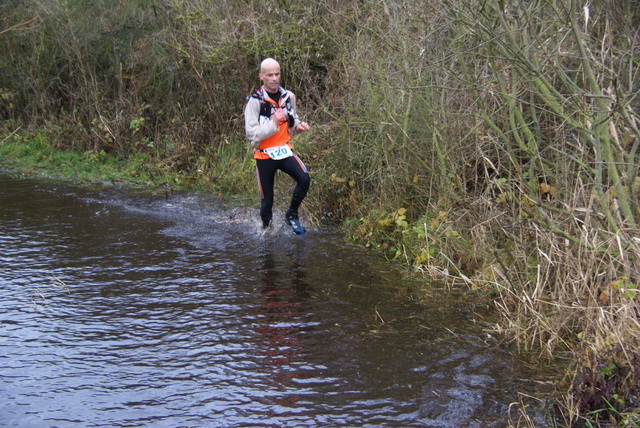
left=263, top=145, right=293, bottom=160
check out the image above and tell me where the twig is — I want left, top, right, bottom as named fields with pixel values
left=1, top=127, right=22, bottom=145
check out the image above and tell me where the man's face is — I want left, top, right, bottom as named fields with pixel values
left=259, top=62, right=281, bottom=92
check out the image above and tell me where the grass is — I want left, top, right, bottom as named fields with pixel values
left=0, top=129, right=256, bottom=201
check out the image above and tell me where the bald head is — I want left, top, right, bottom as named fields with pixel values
left=260, top=57, right=280, bottom=74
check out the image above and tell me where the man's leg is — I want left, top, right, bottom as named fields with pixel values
left=280, top=154, right=310, bottom=233
left=255, top=159, right=278, bottom=228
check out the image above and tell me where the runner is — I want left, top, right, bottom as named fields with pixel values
left=244, top=58, right=311, bottom=235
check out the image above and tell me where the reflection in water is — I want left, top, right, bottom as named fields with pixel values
left=0, top=173, right=549, bottom=427
left=254, top=246, right=311, bottom=414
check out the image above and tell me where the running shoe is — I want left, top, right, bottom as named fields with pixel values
left=285, top=210, right=306, bottom=235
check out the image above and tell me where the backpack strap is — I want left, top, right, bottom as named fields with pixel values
left=247, top=88, right=295, bottom=128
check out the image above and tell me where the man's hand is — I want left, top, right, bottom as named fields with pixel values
left=272, top=108, right=287, bottom=124
left=296, top=122, right=310, bottom=133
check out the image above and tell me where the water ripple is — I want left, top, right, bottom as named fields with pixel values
left=0, top=174, right=547, bottom=427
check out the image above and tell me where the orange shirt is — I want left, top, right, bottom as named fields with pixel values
left=254, top=97, right=292, bottom=160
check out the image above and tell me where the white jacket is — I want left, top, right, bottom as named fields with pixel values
left=244, top=87, right=302, bottom=150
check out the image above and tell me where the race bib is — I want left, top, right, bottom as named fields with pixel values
left=263, top=144, right=293, bottom=160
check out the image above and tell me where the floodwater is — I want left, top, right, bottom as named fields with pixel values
left=0, top=173, right=548, bottom=427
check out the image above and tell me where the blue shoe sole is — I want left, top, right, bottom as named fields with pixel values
left=286, top=219, right=306, bottom=235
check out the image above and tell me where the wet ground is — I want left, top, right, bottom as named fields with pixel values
left=0, top=173, right=549, bottom=427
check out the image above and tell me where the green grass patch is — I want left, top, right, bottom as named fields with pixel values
left=1, top=131, right=151, bottom=183
left=0, top=129, right=256, bottom=202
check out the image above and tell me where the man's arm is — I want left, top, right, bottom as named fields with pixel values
left=288, top=92, right=310, bottom=135
left=244, top=97, right=279, bottom=149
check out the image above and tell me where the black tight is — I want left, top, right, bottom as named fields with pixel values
left=255, top=154, right=310, bottom=227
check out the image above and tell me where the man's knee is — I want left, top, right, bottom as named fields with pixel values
left=299, top=173, right=311, bottom=188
